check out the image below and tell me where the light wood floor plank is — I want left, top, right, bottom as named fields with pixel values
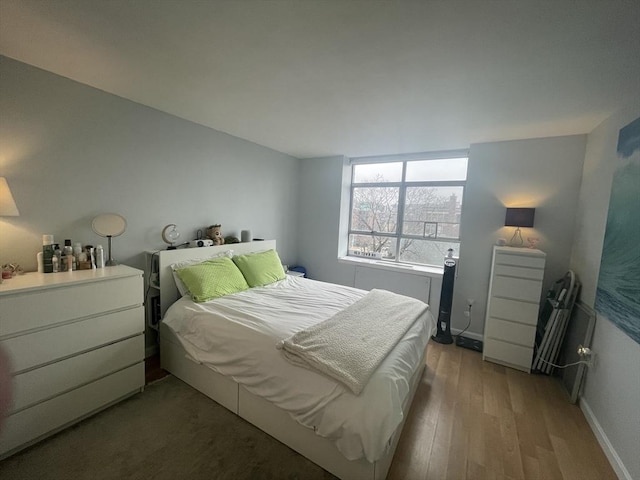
left=521, top=454, right=540, bottom=480
left=535, top=445, right=565, bottom=480
left=425, top=389, right=455, bottom=478
left=467, top=391, right=485, bottom=467
left=388, top=341, right=618, bottom=480
left=498, top=406, right=525, bottom=480
left=446, top=399, right=469, bottom=479
left=483, top=412, right=506, bottom=478
left=466, top=460, right=486, bottom=480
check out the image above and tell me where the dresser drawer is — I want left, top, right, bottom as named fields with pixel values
left=483, top=338, right=533, bottom=373
left=488, top=297, right=539, bottom=325
left=492, top=276, right=542, bottom=303
left=485, top=318, right=536, bottom=347
left=0, top=275, right=142, bottom=337
left=495, top=252, right=545, bottom=269
left=10, top=335, right=143, bottom=414
left=0, top=363, right=144, bottom=457
left=2, top=306, right=143, bottom=373
left=493, top=264, right=544, bottom=280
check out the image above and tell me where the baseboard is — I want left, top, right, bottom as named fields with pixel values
left=579, top=397, right=632, bottom=480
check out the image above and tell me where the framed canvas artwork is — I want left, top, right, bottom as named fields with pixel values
left=595, top=116, right=640, bottom=344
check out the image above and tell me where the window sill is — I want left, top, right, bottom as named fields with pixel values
left=338, top=256, right=443, bottom=278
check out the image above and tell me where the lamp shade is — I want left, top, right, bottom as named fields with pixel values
left=92, top=213, right=127, bottom=237
left=92, top=213, right=127, bottom=266
left=0, top=177, right=19, bottom=216
left=505, top=208, right=535, bottom=228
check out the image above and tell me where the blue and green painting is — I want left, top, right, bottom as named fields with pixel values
left=595, top=116, right=640, bottom=344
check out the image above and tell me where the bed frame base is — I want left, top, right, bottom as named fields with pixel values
left=160, top=332, right=424, bottom=480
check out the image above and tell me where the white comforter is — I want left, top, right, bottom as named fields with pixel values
left=163, top=276, right=434, bottom=462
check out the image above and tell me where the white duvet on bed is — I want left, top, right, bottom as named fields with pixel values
left=162, top=276, right=434, bottom=462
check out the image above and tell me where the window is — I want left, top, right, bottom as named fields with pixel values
left=348, top=153, right=468, bottom=268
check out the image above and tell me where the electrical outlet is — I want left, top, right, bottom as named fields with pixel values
left=577, top=345, right=595, bottom=367
left=577, top=345, right=590, bottom=356
left=464, top=311, right=470, bottom=317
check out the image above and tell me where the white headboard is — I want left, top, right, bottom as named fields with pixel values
left=147, top=240, right=277, bottom=319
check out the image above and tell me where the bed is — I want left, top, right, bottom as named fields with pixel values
left=147, top=241, right=434, bottom=480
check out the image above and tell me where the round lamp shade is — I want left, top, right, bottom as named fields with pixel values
left=92, top=213, right=127, bottom=237
left=92, top=213, right=127, bottom=266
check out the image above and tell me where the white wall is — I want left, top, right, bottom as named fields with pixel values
left=0, top=56, right=300, bottom=352
left=298, top=137, right=587, bottom=340
left=296, top=156, right=355, bottom=286
left=455, top=136, right=587, bottom=335
left=569, top=102, right=640, bottom=480
left=0, top=56, right=300, bottom=270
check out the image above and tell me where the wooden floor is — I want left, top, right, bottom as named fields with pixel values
left=387, top=342, right=616, bottom=480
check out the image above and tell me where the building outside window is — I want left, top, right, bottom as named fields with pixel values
left=348, top=153, right=468, bottom=268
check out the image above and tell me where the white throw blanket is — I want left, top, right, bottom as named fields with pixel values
left=278, top=289, right=428, bottom=395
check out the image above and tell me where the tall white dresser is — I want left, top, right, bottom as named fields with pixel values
left=0, top=265, right=145, bottom=458
left=483, top=246, right=546, bottom=373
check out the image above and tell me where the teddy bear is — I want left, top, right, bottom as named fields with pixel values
left=206, top=224, right=225, bottom=246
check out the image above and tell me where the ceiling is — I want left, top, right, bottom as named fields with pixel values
left=1, top=0, right=639, bottom=159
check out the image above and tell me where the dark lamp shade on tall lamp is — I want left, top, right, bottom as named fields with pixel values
left=505, top=208, right=535, bottom=247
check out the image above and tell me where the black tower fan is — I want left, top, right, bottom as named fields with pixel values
left=431, top=249, right=456, bottom=344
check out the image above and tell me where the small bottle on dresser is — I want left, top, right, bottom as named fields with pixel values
left=86, top=245, right=97, bottom=269
left=63, top=239, right=74, bottom=272
left=42, top=235, right=54, bottom=274
left=36, top=252, right=43, bottom=273
left=53, top=244, right=62, bottom=271
left=73, top=242, right=82, bottom=269
left=95, top=245, right=105, bottom=268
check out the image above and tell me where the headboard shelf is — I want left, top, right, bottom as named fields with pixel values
left=145, top=240, right=277, bottom=321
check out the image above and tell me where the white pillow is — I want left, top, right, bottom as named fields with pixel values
left=170, top=250, right=234, bottom=297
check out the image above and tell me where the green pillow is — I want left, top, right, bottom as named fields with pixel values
left=232, top=249, right=286, bottom=287
left=175, top=256, right=249, bottom=302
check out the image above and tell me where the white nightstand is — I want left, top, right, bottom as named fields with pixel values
left=483, top=246, right=546, bottom=373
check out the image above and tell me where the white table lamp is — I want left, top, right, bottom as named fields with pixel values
left=92, top=213, right=127, bottom=266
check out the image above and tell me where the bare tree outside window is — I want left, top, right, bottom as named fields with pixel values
left=348, top=156, right=467, bottom=267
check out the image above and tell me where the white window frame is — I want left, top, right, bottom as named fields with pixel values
left=347, top=150, right=468, bottom=268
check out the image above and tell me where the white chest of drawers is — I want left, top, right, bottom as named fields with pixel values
left=0, top=265, right=145, bottom=458
left=483, top=246, right=546, bottom=373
